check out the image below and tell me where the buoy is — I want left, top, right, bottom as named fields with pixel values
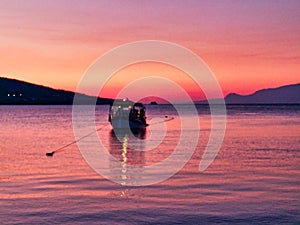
left=46, top=152, right=55, bottom=157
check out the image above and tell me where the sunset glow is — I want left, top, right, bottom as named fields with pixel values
left=0, top=0, right=299, bottom=101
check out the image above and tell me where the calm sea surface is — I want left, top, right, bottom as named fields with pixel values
left=0, top=105, right=299, bottom=224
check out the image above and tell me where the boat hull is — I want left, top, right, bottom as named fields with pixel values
left=111, top=118, right=146, bottom=130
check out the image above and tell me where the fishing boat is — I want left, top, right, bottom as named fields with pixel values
left=108, top=99, right=147, bottom=130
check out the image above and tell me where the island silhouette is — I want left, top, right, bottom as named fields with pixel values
left=0, top=77, right=299, bottom=105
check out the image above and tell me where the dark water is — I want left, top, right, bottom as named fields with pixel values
left=0, top=105, right=299, bottom=224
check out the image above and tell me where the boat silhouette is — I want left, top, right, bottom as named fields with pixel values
left=108, top=99, right=147, bottom=131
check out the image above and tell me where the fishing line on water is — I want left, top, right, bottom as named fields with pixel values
left=46, top=116, right=174, bottom=157
left=46, top=124, right=109, bottom=157
left=147, top=116, right=175, bottom=126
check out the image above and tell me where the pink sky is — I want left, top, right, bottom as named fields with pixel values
left=0, top=0, right=299, bottom=101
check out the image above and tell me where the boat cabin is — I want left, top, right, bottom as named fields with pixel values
left=108, top=99, right=147, bottom=129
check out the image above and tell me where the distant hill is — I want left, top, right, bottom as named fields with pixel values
left=225, top=83, right=300, bottom=104
left=1, top=77, right=299, bottom=105
left=0, top=77, right=113, bottom=105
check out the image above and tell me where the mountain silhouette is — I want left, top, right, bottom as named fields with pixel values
left=1, top=77, right=299, bottom=104
left=225, top=83, right=300, bottom=104
left=0, top=77, right=113, bottom=105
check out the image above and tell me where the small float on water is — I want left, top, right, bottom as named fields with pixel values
left=108, top=99, right=147, bottom=130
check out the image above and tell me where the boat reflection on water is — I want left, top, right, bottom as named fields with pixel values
left=108, top=128, right=147, bottom=185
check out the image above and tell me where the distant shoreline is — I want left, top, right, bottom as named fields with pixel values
left=1, top=103, right=300, bottom=106
left=1, top=77, right=299, bottom=105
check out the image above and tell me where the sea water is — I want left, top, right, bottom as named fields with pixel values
left=0, top=105, right=299, bottom=224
